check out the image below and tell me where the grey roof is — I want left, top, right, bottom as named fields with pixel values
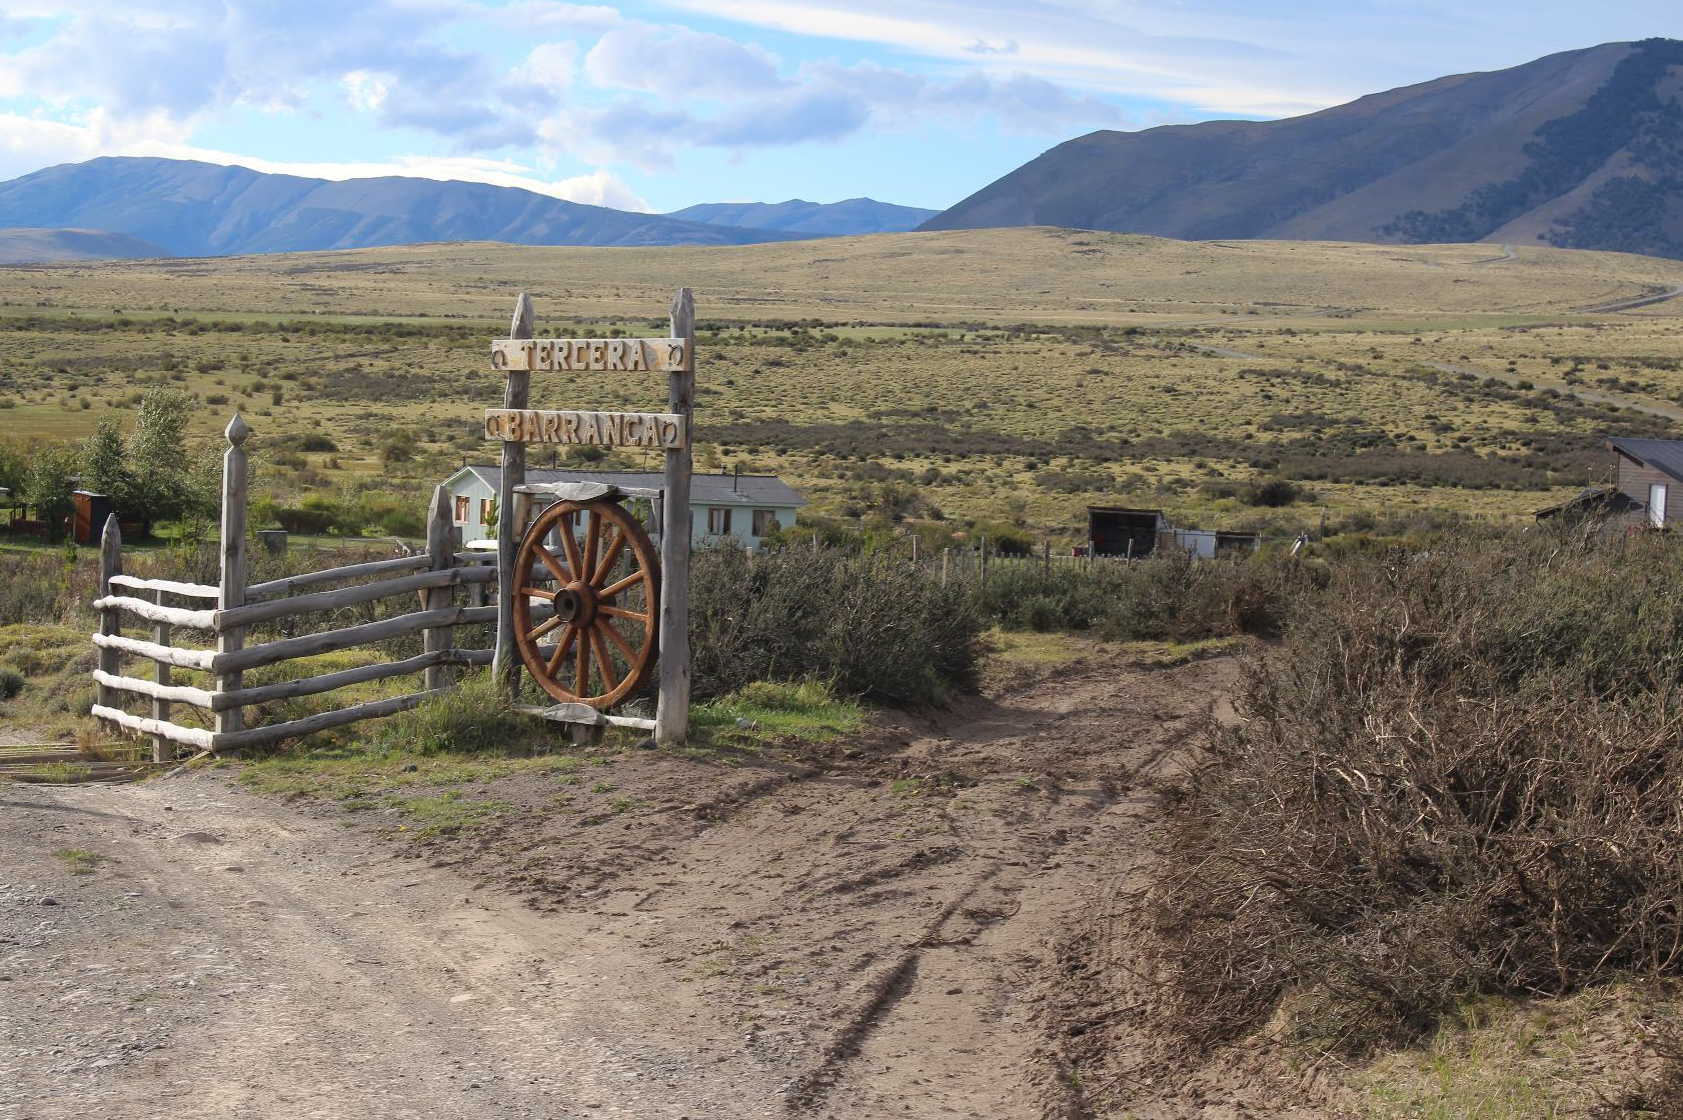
left=456, top=466, right=805, bottom=508
left=1609, top=438, right=1683, bottom=483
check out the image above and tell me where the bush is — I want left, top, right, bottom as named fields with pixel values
left=361, top=672, right=533, bottom=756
left=689, top=544, right=983, bottom=705
left=1150, top=528, right=1683, bottom=1055
left=0, top=665, right=24, bottom=698
left=299, top=434, right=338, bottom=452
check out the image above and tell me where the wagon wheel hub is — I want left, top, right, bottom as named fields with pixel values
left=553, top=581, right=595, bottom=627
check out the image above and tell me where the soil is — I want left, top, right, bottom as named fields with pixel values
left=0, top=648, right=1320, bottom=1120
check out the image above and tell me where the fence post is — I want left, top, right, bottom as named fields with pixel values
left=911, top=535, right=919, bottom=565
left=980, top=536, right=988, bottom=585
left=215, top=415, right=250, bottom=747
left=493, top=292, right=535, bottom=698
left=424, top=484, right=455, bottom=692
left=151, top=586, right=171, bottom=762
left=95, top=514, right=122, bottom=730
left=1042, top=539, right=1050, bottom=573
left=941, top=547, right=950, bottom=587
left=656, top=287, right=695, bottom=746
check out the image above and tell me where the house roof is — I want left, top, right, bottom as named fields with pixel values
left=449, top=466, right=806, bottom=508
left=1609, top=438, right=1683, bottom=483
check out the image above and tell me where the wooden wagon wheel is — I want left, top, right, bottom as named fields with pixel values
left=513, top=498, right=660, bottom=709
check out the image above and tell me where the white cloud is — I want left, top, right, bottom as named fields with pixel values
left=584, top=23, right=783, bottom=99
left=520, top=41, right=580, bottom=92
left=341, top=70, right=392, bottom=112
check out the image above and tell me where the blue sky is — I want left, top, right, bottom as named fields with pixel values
left=0, top=1, right=1676, bottom=213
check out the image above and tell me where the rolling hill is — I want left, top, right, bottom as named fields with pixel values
left=665, top=198, right=937, bottom=236
left=0, top=157, right=806, bottom=256
left=924, top=38, right=1683, bottom=259
left=0, top=227, right=171, bottom=263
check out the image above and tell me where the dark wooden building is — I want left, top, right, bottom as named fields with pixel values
left=71, top=490, right=112, bottom=545
left=1607, top=438, right=1683, bottom=529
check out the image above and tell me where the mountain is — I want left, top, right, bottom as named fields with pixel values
left=0, top=227, right=171, bottom=263
left=665, top=198, right=938, bottom=236
left=924, top=39, right=1683, bottom=259
left=0, top=157, right=806, bottom=256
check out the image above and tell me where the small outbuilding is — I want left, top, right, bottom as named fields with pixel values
left=1087, top=506, right=1259, bottom=559
left=1606, top=437, right=1683, bottom=529
left=71, top=490, right=112, bottom=545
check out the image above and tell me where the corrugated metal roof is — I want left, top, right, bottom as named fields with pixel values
left=459, top=466, right=806, bottom=508
left=1609, top=438, right=1683, bottom=483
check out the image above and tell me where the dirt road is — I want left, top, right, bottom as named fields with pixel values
left=2, top=651, right=1269, bottom=1120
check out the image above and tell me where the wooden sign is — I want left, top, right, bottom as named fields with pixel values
left=485, top=408, right=686, bottom=449
left=491, top=337, right=691, bottom=373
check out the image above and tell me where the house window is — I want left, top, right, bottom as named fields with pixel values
left=1650, top=483, right=1668, bottom=528
left=479, top=498, right=495, bottom=526
left=751, top=509, right=777, bottom=536
left=453, top=495, right=470, bottom=524
left=707, top=507, right=732, bottom=535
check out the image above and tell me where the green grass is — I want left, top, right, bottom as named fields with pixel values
left=51, top=847, right=107, bottom=874
left=382, top=791, right=512, bottom=837
left=692, top=680, right=867, bottom=744
left=988, top=628, right=1089, bottom=668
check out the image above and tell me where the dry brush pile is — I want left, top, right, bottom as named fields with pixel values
left=1152, top=526, right=1683, bottom=1053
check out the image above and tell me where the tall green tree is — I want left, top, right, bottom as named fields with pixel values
left=83, top=413, right=134, bottom=511
left=127, top=388, right=197, bottom=527
left=23, top=442, right=77, bottom=541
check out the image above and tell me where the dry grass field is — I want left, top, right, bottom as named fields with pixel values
left=2, top=227, right=1681, bottom=542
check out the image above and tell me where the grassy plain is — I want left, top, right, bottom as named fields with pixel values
left=2, top=227, right=1681, bottom=543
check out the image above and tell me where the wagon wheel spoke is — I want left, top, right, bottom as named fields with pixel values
left=593, top=529, right=627, bottom=586
left=589, top=626, right=619, bottom=692
left=601, top=617, right=638, bottom=663
left=529, top=612, right=568, bottom=642
left=582, top=509, right=602, bottom=587
left=537, top=543, right=571, bottom=586
left=599, top=604, right=648, bottom=623
left=521, top=586, right=557, bottom=601
left=559, top=511, right=584, bottom=579
left=599, top=570, right=645, bottom=602
left=574, top=631, right=592, bottom=697
left=546, top=623, right=578, bottom=676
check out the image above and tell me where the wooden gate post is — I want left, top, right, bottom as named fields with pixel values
left=655, top=287, right=695, bottom=746
left=424, top=484, right=455, bottom=691
left=493, top=293, right=536, bottom=697
left=95, top=514, right=122, bottom=728
left=215, top=415, right=250, bottom=745
left=151, top=586, right=171, bottom=762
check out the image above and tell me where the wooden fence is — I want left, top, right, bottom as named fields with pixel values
left=90, top=416, right=498, bottom=758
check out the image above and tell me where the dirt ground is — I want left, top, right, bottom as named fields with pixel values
left=1, top=649, right=1321, bottom=1120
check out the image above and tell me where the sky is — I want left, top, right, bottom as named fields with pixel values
left=0, top=1, right=1677, bottom=214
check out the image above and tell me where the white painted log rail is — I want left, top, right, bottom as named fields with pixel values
left=91, top=428, right=504, bottom=754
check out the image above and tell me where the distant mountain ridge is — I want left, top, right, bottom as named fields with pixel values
left=924, top=38, right=1683, bottom=260
left=0, top=227, right=171, bottom=263
left=665, top=198, right=938, bottom=235
left=0, top=158, right=810, bottom=256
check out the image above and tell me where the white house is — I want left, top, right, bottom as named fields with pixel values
left=443, top=465, right=805, bottom=550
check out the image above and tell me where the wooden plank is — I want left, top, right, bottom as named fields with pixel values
left=424, top=485, right=455, bottom=692
left=95, top=515, right=122, bottom=718
left=91, top=595, right=216, bottom=630
left=216, top=416, right=250, bottom=746
left=93, top=669, right=217, bottom=710
left=655, top=287, right=694, bottom=747
left=211, top=605, right=476, bottom=675
left=493, top=292, right=535, bottom=696
left=92, top=632, right=216, bottom=671
left=517, top=703, right=657, bottom=732
left=90, top=706, right=218, bottom=751
left=220, top=649, right=460, bottom=709
left=491, top=337, right=691, bottom=373
left=245, top=554, right=431, bottom=601
left=484, top=409, right=686, bottom=449
left=109, top=574, right=218, bottom=599
left=215, top=567, right=460, bottom=629
left=215, top=689, right=445, bottom=750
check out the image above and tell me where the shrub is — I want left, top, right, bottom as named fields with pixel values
left=0, top=665, right=24, bottom=698
left=689, top=544, right=983, bottom=705
left=1150, top=528, right=1683, bottom=1055
left=299, top=433, right=338, bottom=452
left=361, top=672, right=533, bottom=756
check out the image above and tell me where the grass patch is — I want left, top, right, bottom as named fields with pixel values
left=988, top=628, right=1089, bottom=667
left=51, top=847, right=108, bottom=874
left=692, top=680, right=866, bottom=744
left=383, top=791, right=512, bottom=838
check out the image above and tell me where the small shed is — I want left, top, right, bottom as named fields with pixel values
left=71, top=490, right=112, bottom=545
left=1607, top=438, right=1683, bottom=529
left=1088, top=507, right=1168, bottom=558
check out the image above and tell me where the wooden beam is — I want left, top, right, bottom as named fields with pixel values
left=493, top=292, right=535, bottom=697
left=109, top=574, right=218, bottom=599
left=90, top=595, right=216, bottom=630
left=215, top=415, right=250, bottom=746
left=210, top=604, right=494, bottom=675
left=93, top=670, right=217, bottom=710
left=151, top=586, right=172, bottom=762
left=90, top=706, right=218, bottom=751
left=655, top=286, right=694, bottom=746
left=215, top=689, right=445, bottom=750
left=245, top=554, right=431, bottom=601
left=92, top=632, right=216, bottom=671
left=215, top=567, right=460, bottom=629
left=423, top=485, right=455, bottom=692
